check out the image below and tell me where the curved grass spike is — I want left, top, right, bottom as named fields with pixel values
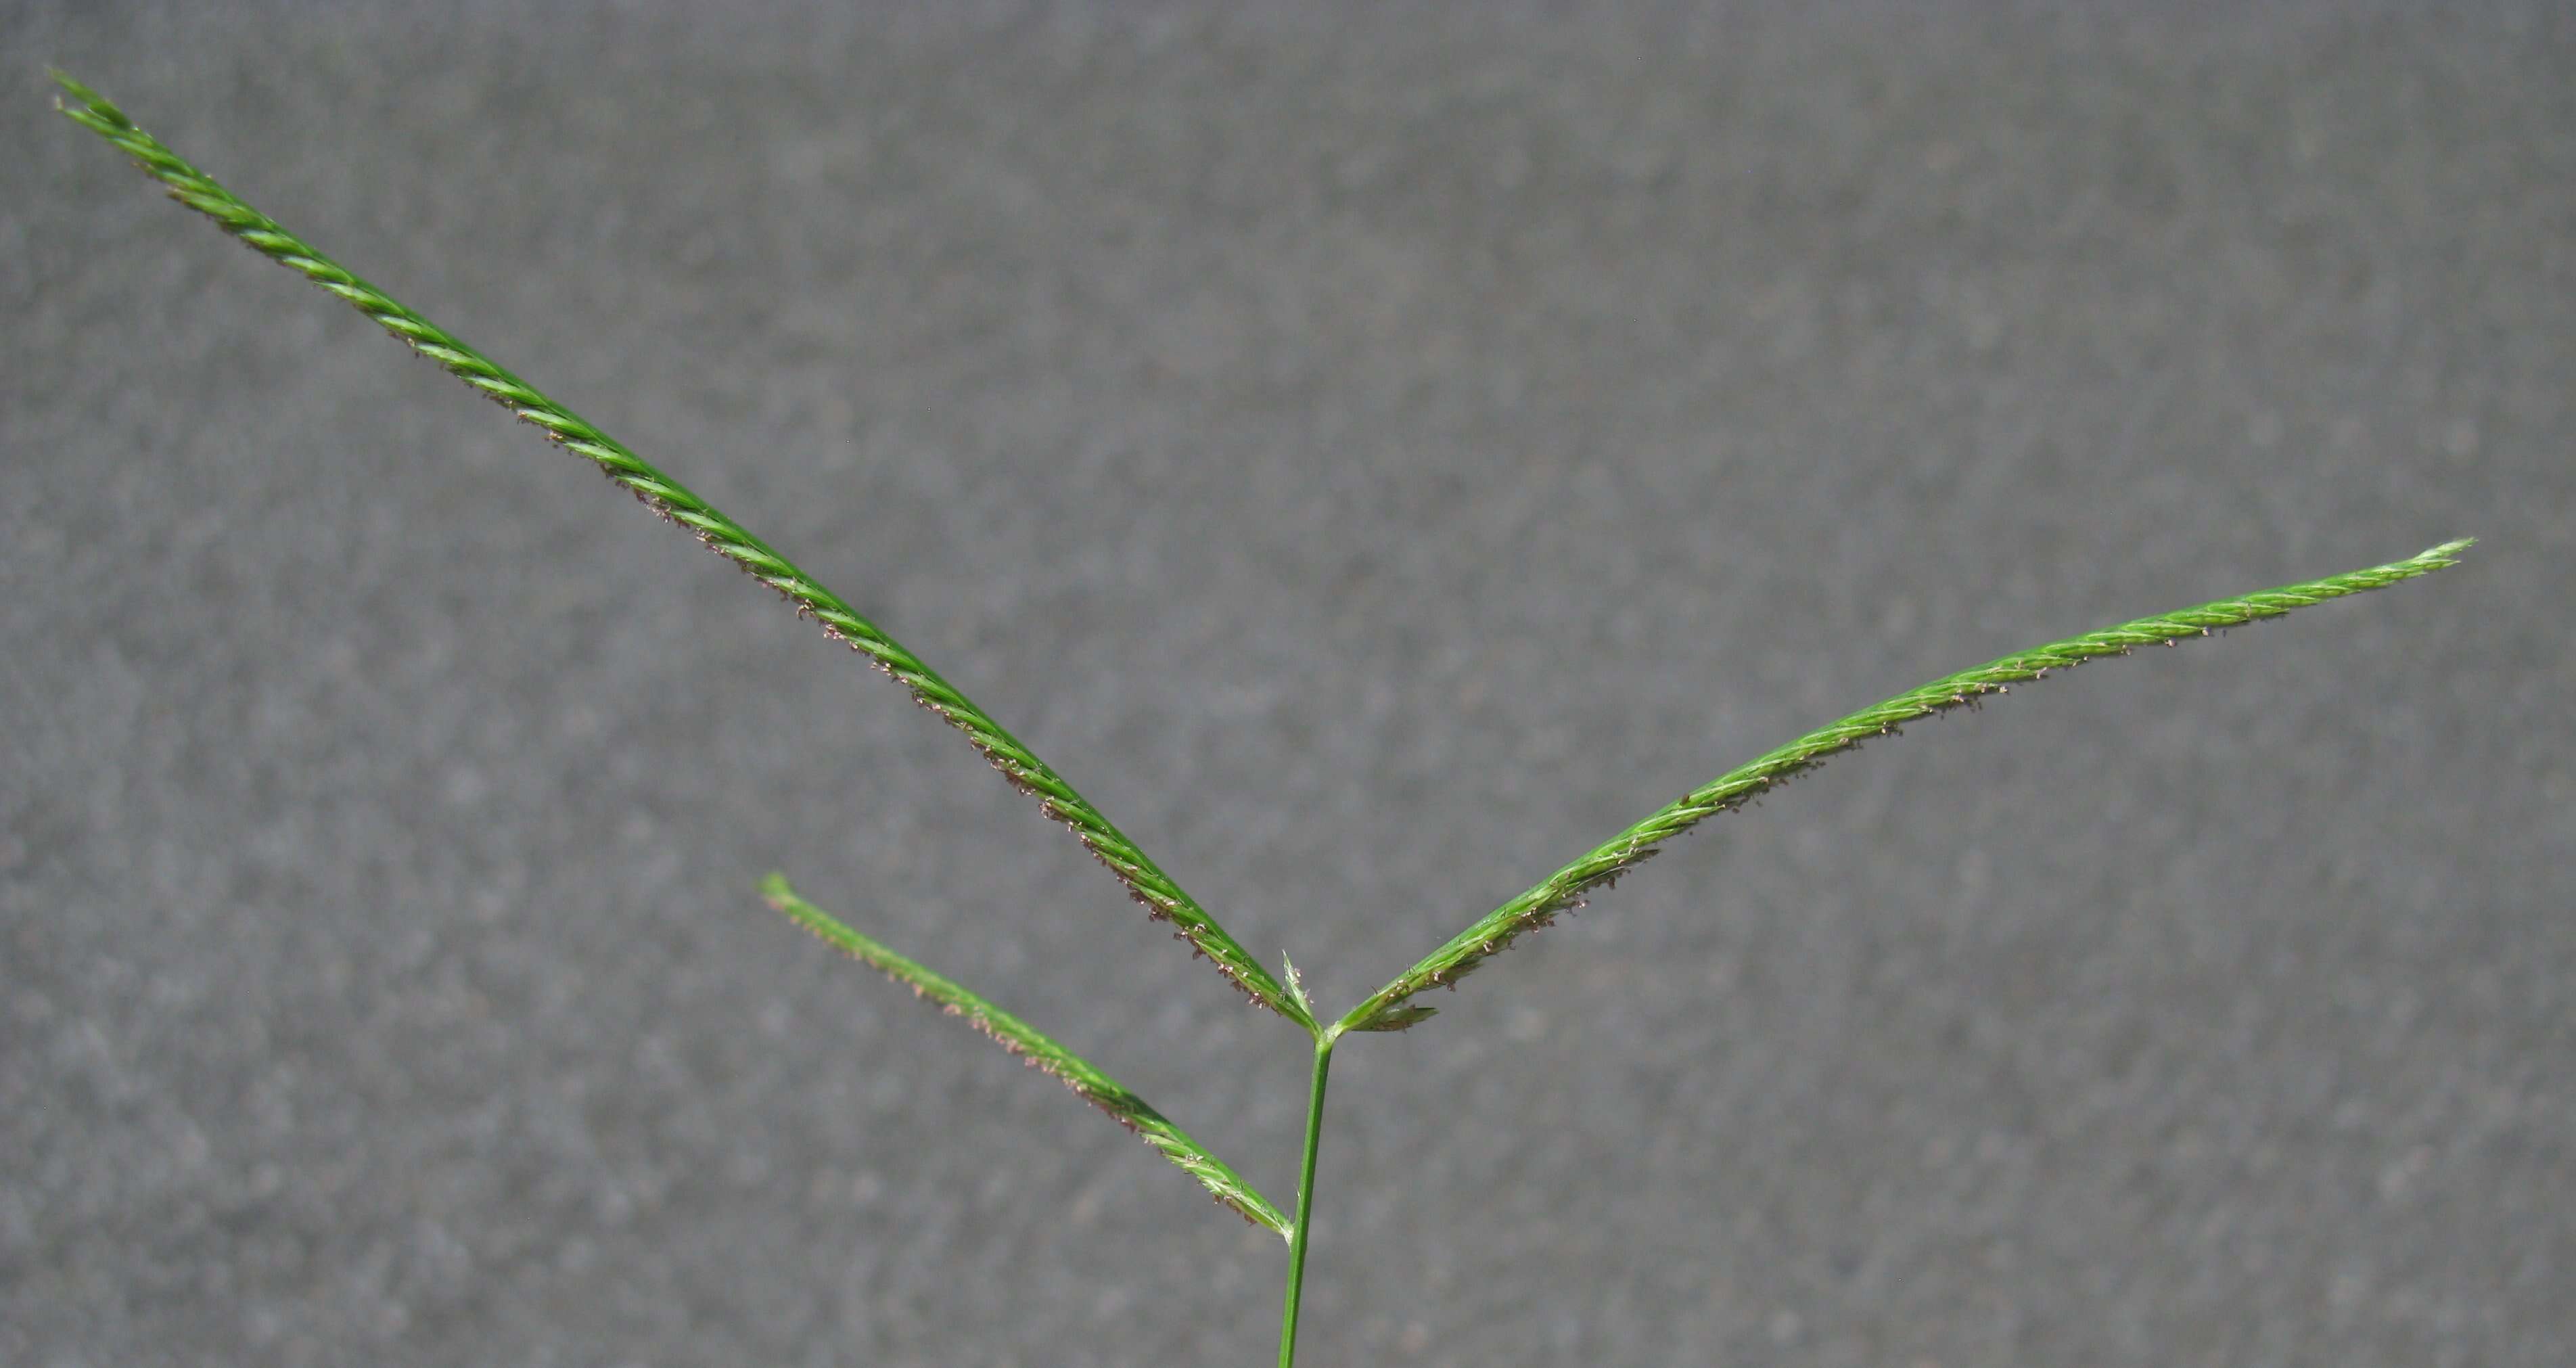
left=760, top=875, right=1292, bottom=1238
left=51, top=71, right=1310, bottom=1031
left=1339, top=539, right=2475, bottom=1034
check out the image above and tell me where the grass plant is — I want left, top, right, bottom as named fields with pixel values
left=55, top=71, right=2473, bottom=1365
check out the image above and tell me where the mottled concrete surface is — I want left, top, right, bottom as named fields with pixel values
left=7, top=3, right=2570, bottom=1364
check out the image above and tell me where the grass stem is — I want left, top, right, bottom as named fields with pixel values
left=1276, top=1036, right=1336, bottom=1367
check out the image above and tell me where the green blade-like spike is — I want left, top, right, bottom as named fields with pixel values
left=1338, top=539, right=2475, bottom=1034
left=762, top=875, right=1293, bottom=1240
left=55, top=71, right=1308, bottom=1030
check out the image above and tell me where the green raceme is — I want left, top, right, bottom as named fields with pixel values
left=762, top=875, right=1291, bottom=1237
left=47, top=70, right=1310, bottom=1033
left=1337, top=537, right=2472, bottom=1036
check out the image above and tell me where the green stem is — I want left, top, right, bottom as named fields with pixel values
left=1276, top=1035, right=1337, bottom=1367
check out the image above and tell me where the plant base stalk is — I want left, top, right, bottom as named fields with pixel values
left=1276, top=1036, right=1335, bottom=1368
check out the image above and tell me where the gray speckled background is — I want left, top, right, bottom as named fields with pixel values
left=7, top=3, right=2571, bottom=1365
